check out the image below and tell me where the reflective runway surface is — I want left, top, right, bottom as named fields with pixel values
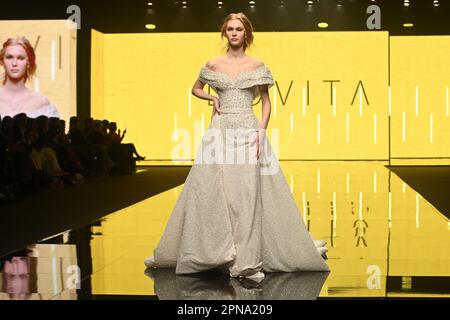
left=1, top=162, right=449, bottom=300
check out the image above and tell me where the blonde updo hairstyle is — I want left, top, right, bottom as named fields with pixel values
left=220, top=12, right=255, bottom=52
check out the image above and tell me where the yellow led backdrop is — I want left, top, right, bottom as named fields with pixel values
left=91, top=30, right=389, bottom=161
left=390, top=36, right=450, bottom=164
left=0, top=20, right=77, bottom=122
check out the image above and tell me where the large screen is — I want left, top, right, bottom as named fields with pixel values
left=91, top=30, right=450, bottom=164
left=0, top=20, right=77, bottom=122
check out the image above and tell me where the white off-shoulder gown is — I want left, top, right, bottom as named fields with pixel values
left=145, top=64, right=329, bottom=280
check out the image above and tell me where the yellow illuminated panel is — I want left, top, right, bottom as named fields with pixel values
left=91, top=31, right=389, bottom=161
left=391, top=36, right=450, bottom=161
left=91, top=29, right=104, bottom=121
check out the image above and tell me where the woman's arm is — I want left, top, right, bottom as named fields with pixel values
left=256, top=84, right=271, bottom=160
left=191, top=61, right=221, bottom=115
left=191, top=79, right=217, bottom=102
left=258, top=84, right=271, bottom=130
left=191, top=61, right=218, bottom=103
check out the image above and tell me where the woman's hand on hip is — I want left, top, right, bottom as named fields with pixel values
left=212, top=97, right=221, bottom=115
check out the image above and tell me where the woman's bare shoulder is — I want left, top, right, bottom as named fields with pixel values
left=205, top=57, right=222, bottom=70
left=29, top=91, right=51, bottom=108
left=250, top=57, right=265, bottom=68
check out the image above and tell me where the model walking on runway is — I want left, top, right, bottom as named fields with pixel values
left=145, top=12, right=329, bottom=283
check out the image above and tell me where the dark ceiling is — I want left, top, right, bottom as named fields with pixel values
left=1, top=0, right=449, bottom=35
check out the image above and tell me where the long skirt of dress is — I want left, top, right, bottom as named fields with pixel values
left=151, top=116, right=330, bottom=276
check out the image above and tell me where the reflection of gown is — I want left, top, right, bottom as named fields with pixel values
left=145, top=268, right=329, bottom=300
left=146, top=64, right=330, bottom=278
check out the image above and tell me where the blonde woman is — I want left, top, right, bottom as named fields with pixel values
left=145, top=13, right=329, bottom=283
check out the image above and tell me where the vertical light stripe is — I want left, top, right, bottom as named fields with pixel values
left=373, top=113, right=377, bottom=144
left=51, top=245, right=59, bottom=295
left=317, top=113, right=321, bottom=144
left=388, top=86, right=392, bottom=117
left=415, top=86, right=419, bottom=116
left=373, top=171, right=377, bottom=194
left=346, top=172, right=350, bottom=194
left=302, top=86, right=306, bottom=117
left=332, top=86, right=336, bottom=117
left=446, top=86, right=449, bottom=117
left=290, top=113, right=294, bottom=133
left=174, top=187, right=178, bottom=196
left=402, top=112, right=406, bottom=143
left=317, top=168, right=321, bottom=194
left=290, top=174, right=294, bottom=193
left=402, top=182, right=406, bottom=194
left=388, top=192, right=392, bottom=228
left=174, top=114, right=178, bottom=141
left=188, top=88, right=192, bottom=117
left=302, top=192, right=307, bottom=224
left=346, top=112, right=349, bottom=144
left=416, top=194, right=420, bottom=229
left=430, top=113, right=433, bottom=144
left=332, top=191, right=337, bottom=232
left=359, top=89, right=363, bottom=116
left=273, top=86, right=277, bottom=116
left=51, top=40, right=56, bottom=81
left=359, top=192, right=363, bottom=220
left=34, top=77, right=40, bottom=92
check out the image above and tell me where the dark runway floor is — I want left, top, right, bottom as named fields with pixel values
left=1, top=163, right=449, bottom=300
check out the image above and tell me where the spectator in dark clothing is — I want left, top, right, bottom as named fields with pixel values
left=108, top=122, right=145, bottom=161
